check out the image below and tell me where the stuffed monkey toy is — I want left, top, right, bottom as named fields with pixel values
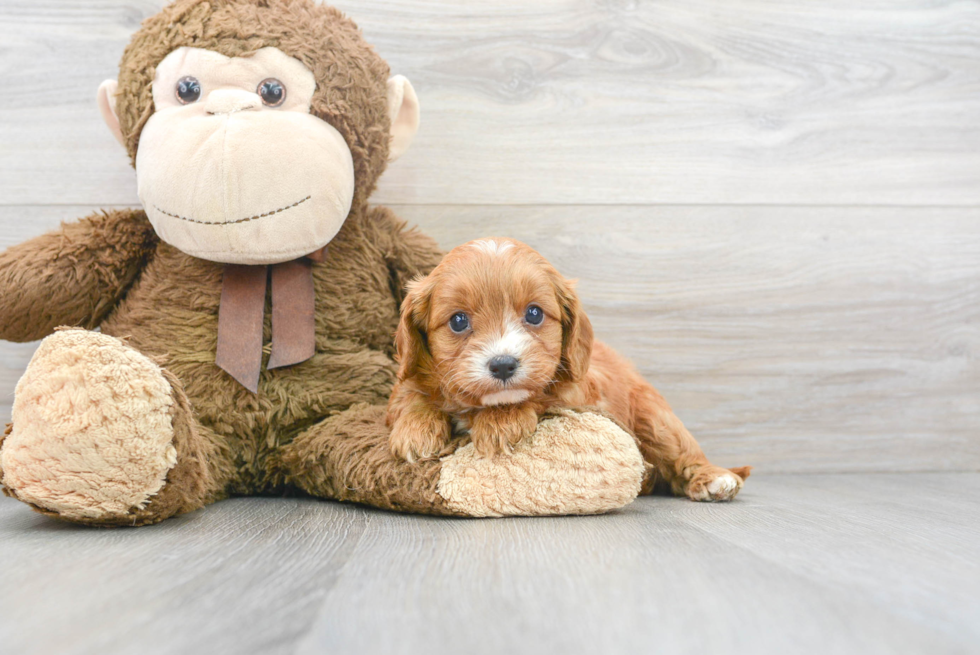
left=0, top=0, right=655, bottom=526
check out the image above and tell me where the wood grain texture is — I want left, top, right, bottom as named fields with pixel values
left=1, top=0, right=979, bottom=206
left=1, top=204, right=977, bottom=473
left=0, top=473, right=977, bottom=655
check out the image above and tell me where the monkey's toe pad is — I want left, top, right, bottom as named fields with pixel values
left=1, top=329, right=177, bottom=522
left=437, top=409, right=644, bottom=517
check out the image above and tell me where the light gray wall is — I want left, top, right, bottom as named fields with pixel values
left=1, top=0, right=977, bottom=473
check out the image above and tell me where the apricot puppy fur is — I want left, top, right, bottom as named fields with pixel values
left=386, top=238, right=751, bottom=501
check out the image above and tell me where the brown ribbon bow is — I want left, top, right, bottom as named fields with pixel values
left=215, top=252, right=323, bottom=393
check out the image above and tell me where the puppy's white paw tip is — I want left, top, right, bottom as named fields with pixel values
left=695, top=473, right=740, bottom=502
left=708, top=474, right=738, bottom=496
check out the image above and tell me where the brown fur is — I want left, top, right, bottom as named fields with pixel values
left=280, top=403, right=459, bottom=516
left=0, top=0, right=447, bottom=525
left=0, top=209, right=158, bottom=343
left=387, top=238, right=751, bottom=499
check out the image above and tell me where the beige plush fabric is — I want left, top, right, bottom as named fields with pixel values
left=1, top=330, right=178, bottom=521
left=385, top=75, right=419, bottom=161
left=97, top=80, right=125, bottom=147
left=437, top=409, right=645, bottom=517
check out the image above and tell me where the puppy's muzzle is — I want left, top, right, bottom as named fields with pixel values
left=488, top=355, right=519, bottom=381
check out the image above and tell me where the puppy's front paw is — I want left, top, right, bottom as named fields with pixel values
left=389, top=410, right=451, bottom=463
left=470, top=405, right=539, bottom=457
left=685, top=465, right=747, bottom=502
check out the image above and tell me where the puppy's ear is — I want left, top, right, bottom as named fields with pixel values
left=394, top=276, right=433, bottom=381
left=554, top=276, right=594, bottom=383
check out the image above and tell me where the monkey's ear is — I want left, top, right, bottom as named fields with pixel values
left=97, top=80, right=126, bottom=148
left=386, top=75, right=420, bottom=162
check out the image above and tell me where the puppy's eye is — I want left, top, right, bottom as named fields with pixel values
left=258, top=78, right=286, bottom=107
left=175, top=76, right=202, bottom=104
left=448, top=312, right=470, bottom=334
left=524, top=305, right=544, bottom=326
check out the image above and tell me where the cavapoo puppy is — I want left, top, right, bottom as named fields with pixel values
left=386, top=238, right=751, bottom=501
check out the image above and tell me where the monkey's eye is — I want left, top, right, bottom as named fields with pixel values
left=448, top=312, right=470, bottom=334
left=175, top=76, right=202, bottom=104
left=524, top=305, right=544, bottom=326
left=258, top=78, right=286, bottom=107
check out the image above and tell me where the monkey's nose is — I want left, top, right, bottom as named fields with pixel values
left=205, top=89, right=262, bottom=115
left=488, top=355, right=519, bottom=381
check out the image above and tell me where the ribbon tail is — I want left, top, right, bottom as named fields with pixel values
left=216, top=264, right=268, bottom=393
left=268, top=259, right=316, bottom=370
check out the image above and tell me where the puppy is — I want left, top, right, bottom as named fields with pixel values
left=386, top=238, right=751, bottom=501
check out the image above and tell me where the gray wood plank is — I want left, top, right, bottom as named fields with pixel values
left=0, top=473, right=977, bottom=655
left=1, top=204, right=977, bottom=473
left=1, top=0, right=979, bottom=206
left=296, top=473, right=980, bottom=655
left=0, top=496, right=370, bottom=655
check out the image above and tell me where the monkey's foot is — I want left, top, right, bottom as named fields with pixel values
left=438, top=409, right=645, bottom=516
left=0, top=329, right=180, bottom=524
left=284, top=404, right=644, bottom=517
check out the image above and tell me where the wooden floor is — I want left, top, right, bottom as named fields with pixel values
left=0, top=473, right=976, bottom=655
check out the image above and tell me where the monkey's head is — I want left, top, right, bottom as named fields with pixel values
left=97, top=0, right=419, bottom=265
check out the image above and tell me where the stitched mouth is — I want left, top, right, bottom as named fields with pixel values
left=152, top=195, right=312, bottom=226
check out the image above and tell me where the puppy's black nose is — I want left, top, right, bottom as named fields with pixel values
left=488, top=355, right=519, bottom=381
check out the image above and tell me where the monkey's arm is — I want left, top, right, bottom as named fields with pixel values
left=0, top=208, right=158, bottom=342
left=367, top=205, right=444, bottom=306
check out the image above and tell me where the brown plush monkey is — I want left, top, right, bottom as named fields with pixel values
left=0, top=0, right=652, bottom=526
